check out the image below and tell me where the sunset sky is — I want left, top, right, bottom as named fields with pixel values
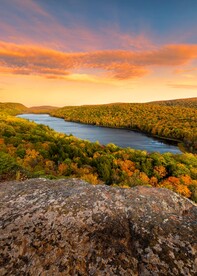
left=0, top=0, right=197, bottom=107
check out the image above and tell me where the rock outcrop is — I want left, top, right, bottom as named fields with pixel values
left=0, top=178, right=196, bottom=275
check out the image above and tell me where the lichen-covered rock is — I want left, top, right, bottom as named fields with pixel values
left=0, top=178, right=196, bottom=275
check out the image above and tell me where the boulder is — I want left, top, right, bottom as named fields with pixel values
left=0, top=178, right=196, bottom=275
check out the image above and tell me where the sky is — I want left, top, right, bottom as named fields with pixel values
left=0, top=0, right=197, bottom=107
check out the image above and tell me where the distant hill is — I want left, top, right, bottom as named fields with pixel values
left=27, top=106, right=59, bottom=114
left=0, top=102, right=27, bottom=116
left=0, top=103, right=58, bottom=116
left=149, top=97, right=197, bottom=109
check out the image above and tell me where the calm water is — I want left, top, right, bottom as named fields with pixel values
left=17, top=114, right=182, bottom=154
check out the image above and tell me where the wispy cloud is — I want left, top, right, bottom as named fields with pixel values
left=168, top=84, right=197, bottom=90
left=173, top=67, right=197, bottom=78
left=1, top=41, right=197, bottom=81
left=174, top=68, right=197, bottom=74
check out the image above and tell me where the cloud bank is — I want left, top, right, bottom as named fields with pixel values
left=0, top=41, right=197, bottom=80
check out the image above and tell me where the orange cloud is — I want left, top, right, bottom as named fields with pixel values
left=174, top=68, right=197, bottom=74
left=1, top=41, right=197, bottom=81
left=168, top=84, right=197, bottom=89
left=133, top=45, right=197, bottom=65
left=173, top=67, right=197, bottom=79
left=104, top=63, right=148, bottom=80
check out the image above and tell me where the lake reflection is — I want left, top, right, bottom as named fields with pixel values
left=17, top=114, right=182, bottom=154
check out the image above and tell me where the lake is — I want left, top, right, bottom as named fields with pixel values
left=17, top=114, right=182, bottom=154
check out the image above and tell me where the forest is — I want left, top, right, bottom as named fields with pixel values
left=0, top=101, right=197, bottom=202
left=51, top=99, right=197, bottom=153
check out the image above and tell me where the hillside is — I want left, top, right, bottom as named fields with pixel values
left=51, top=102, right=197, bottom=153
left=0, top=102, right=27, bottom=116
left=0, top=100, right=197, bottom=202
left=0, top=113, right=197, bottom=202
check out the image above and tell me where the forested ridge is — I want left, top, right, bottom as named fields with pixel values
left=149, top=97, right=197, bottom=109
left=51, top=99, right=197, bottom=153
left=0, top=102, right=27, bottom=116
left=0, top=101, right=197, bottom=202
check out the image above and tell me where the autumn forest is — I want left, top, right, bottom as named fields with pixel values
left=0, top=99, right=196, bottom=202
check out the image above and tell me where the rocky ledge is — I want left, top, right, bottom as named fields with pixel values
left=0, top=178, right=196, bottom=275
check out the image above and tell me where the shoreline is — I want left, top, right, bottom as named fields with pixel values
left=50, top=115, right=184, bottom=149
left=18, top=113, right=185, bottom=153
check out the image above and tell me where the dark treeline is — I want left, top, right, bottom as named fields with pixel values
left=51, top=100, right=197, bottom=153
left=150, top=97, right=197, bottom=109
left=0, top=102, right=196, bottom=202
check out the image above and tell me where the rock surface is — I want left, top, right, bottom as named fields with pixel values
left=0, top=178, right=196, bottom=276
